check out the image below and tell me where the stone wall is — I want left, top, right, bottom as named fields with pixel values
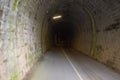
left=0, top=0, right=58, bottom=80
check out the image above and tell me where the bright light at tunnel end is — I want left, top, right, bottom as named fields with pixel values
left=52, top=15, right=62, bottom=20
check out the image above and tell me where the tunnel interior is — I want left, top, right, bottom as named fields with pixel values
left=1, top=0, right=120, bottom=80
left=48, top=17, right=76, bottom=47
left=45, top=1, right=92, bottom=50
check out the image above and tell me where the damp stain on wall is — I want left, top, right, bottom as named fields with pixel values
left=104, top=22, right=120, bottom=31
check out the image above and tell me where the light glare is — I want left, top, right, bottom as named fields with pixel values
left=52, top=15, right=62, bottom=20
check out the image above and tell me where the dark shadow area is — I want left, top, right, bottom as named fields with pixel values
left=49, top=21, right=76, bottom=48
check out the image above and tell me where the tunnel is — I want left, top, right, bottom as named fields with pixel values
left=0, top=0, right=120, bottom=80
left=49, top=21, right=75, bottom=47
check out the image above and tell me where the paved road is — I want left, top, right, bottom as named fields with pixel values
left=29, top=48, right=120, bottom=80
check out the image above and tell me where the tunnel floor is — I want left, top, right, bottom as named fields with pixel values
left=26, top=48, right=120, bottom=80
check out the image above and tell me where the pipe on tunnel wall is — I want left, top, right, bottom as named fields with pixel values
left=70, top=2, right=97, bottom=56
left=83, top=6, right=96, bottom=56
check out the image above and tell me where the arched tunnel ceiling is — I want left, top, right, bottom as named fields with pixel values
left=46, top=0, right=93, bottom=51
left=47, top=0, right=92, bottom=29
left=47, top=0, right=120, bottom=23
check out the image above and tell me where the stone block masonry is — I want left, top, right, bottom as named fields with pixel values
left=0, top=0, right=58, bottom=80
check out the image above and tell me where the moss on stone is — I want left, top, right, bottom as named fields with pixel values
left=10, top=69, right=19, bottom=80
left=24, top=0, right=29, bottom=7
left=27, top=47, right=35, bottom=67
left=13, top=0, right=20, bottom=10
left=9, top=15, right=15, bottom=50
left=9, top=15, right=19, bottom=80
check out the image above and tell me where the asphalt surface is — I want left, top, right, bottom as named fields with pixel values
left=29, top=48, right=120, bottom=80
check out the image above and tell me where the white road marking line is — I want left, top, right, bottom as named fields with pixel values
left=62, top=49, right=84, bottom=80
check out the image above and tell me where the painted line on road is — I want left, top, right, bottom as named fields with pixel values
left=62, top=49, right=84, bottom=80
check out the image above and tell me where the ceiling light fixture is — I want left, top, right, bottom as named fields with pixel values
left=52, top=15, right=62, bottom=20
